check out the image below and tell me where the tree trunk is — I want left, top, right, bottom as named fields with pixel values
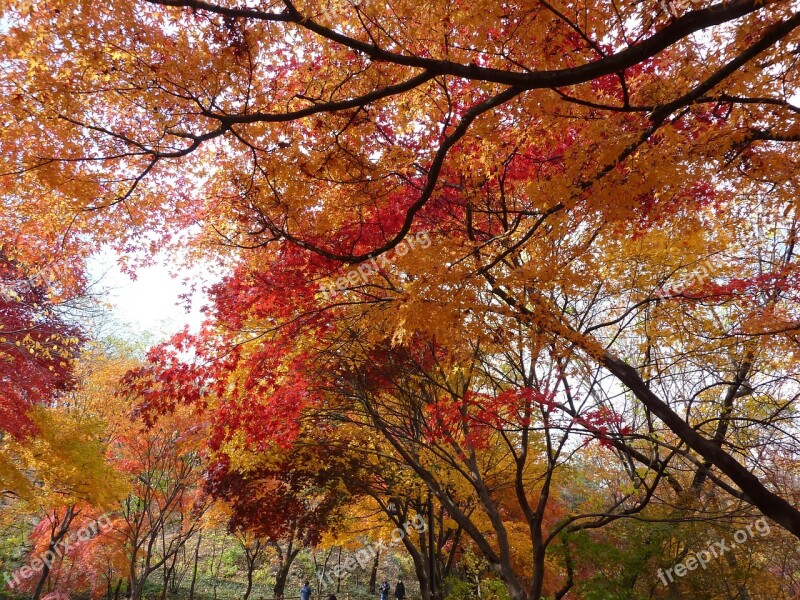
left=242, top=539, right=261, bottom=600
left=313, top=546, right=335, bottom=596
left=273, top=543, right=300, bottom=600
left=244, top=568, right=254, bottom=600
left=162, top=540, right=182, bottom=598
left=368, top=549, right=380, bottom=594
left=128, top=547, right=141, bottom=600
left=188, top=532, right=202, bottom=600
left=130, top=578, right=145, bottom=600
left=274, top=561, right=290, bottom=599
left=160, top=564, right=169, bottom=600
left=32, top=506, right=77, bottom=600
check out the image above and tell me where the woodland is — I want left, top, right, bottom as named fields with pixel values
left=2, top=0, right=800, bottom=598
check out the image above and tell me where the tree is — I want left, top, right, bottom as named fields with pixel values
left=0, top=253, right=82, bottom=441
left=125, top=203, right=800, bottom=599
left=312, top=332, right=661, bottom=600
left=109, top=407, right=211, bottom=600
left=204, top=448, right=348, bottom=599
left=0, top=347, right=128, bottom=599
left=6, top=0, right=800, bottom=596
left=231, top=530, right=266, bottom=600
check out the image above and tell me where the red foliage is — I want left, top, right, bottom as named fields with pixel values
left=681, top=266, right=800, bottom=304
left=574, top=406, right=631, bottom=448
left=205, top=453, right=346, bottom=546
left=121, top=247, right=333, bottom=450
left=11, top=507, right=120, bottom=600
left=0, top=253, right=83, bottom=438
left=425, top=386, right=557, bottom=450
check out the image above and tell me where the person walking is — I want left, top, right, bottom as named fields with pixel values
left=394, top=580, right=406, bottom=599
left=300, top=581, right=313, bottom=600
left=379, top=580, right=390, bottom=600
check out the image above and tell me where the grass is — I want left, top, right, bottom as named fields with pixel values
left=0, top=576, right=423, bottom=600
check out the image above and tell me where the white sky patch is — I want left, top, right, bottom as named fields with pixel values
left=87, top=248, right=215, bottom=342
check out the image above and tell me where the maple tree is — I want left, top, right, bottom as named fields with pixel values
left=0, top=253, right=83, bottom=441
left=110, top=408, right=211, bottom=600
left=309, top=331, right=669, bottom=599
left=4, top=0, right=800, bottom=598
left=230, top=530, right=266, bottom=600
left=2, top=344, right=213, bottom=600
left=0, top=343, right=131, bottom=599
left=202, top=440, right=352, bottom=597
left=308, top=419, right=466, bottom=600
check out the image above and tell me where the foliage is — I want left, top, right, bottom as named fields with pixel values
left=4, top=0, right=800, bottom=598
left=0, top=254, right=82, bottom=440
left=442, top=576, right=473, bottom=600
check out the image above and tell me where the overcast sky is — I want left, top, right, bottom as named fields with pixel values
left=87, top=248, right=212, bottom=342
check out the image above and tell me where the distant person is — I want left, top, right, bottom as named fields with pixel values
left=395, top=580, right=406, bottom=599
left=327, top=595, right=337, bottom=600
left=379, top=580, right=390, bottom=600
left=300, top=581, right=313, bottom=600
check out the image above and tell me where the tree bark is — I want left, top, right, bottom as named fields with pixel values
left=113, top=578, right=123, bottom=600
left=272, top=539, right=300, bottom=600
left=601, top=349, right=800, bottom=537
left=242, top=539, right=262, bottom=600
left=32, top=506, right=77, bottom=600
left=188, top=532, right=202, bottom=600
left=368, top=549, right=380, bottom=594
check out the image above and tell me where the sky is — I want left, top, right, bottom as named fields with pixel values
left=87, top=248, right=213, bottom=342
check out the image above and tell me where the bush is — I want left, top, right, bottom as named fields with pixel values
left=481, top=578, right=510, bottom=600
left=442, top=575, right=473, bottom=600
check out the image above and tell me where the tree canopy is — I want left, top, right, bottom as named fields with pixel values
left=3, top=0, right=800, bottom=598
